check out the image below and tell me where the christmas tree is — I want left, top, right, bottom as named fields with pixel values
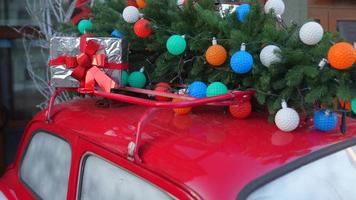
left=73, top=0, right=356, bottom=119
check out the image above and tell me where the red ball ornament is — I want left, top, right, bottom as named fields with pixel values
left=127, top=0, right=137, bottom=7
left=229, top=101, right=252, bottom=119
left=134, top=19, right=152, bottom=38
left=154, top=82, right=172, bottom=101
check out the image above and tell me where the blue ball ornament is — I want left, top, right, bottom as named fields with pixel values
left=236, top=4, right=251, bottom=23
left=187, top=81, right=207, bottom=98
left=111, top=29, right=124, bottom=38
left=230, top=51, right=254, bottom=74
left=313, top=109, right=337, bottom=132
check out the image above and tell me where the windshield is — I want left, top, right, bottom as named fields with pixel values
left=247, top=144, right=356, bottom=200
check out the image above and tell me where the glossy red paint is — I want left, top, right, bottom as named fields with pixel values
left=1, top=98, right=356, bottom=200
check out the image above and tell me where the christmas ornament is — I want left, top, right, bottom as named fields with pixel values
left=166, top=35, right=186, bottom=55
left=339, top=99, right=351, bottom=111
left=111, top=29, right=124, bottom=38
left=173, top=98, right=192, bottom=115
left=134, top=19, right=152, bottom=38
left=230, top=43, right=254, bottom=74
left=121, top=71, right=129, bottom=87
left=77, top=19, right=93, bottom=34
left=136, top=0, right=146, bottom=8
left=327, top=42, right=356, bottom=70
left=154, top=82, right=172, bottom=101
left=313, top=109, right=337, bottom=132
left=177, top=0, right=185, bottom=6
left=274, top=100, right=300, bottom=132
left=206, top=82, right=228, bottom=97
left=236, top=4, right=250, bottom=23
left=128, top=69, right=146, bottom=88
left=352, top=99, right=356, bottom=114
left=264, top=0, right=285, bottom=16
left=187, top=81, right=207, bottom=98
left=205, top=37, right=227, bottom=67
left=122, top=6, right=140, bottom=23
left=299, top=21, right=324, bottom=45
left=229, top=101, right=252, bottom=119
left=259, top=45, right=281, bottom=67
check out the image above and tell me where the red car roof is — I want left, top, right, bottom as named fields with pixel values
left=34, top=98, right=356, bottom=200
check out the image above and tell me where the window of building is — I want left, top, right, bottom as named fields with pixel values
left=20, top=132, right=71, bottom=200
left=247, top=145, right=356, bottom=200
left=79, top=155, right=173, bottom=200
left=337, top=20, right=356, bottom=42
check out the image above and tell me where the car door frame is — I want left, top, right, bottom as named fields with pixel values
left=74, top=136, right=200, bottom=200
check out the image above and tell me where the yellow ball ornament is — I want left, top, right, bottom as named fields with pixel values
left=205, top=38, right=227, bottom=67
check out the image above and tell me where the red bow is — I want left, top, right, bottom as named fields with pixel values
left=50, top=34, right=128, bottom=92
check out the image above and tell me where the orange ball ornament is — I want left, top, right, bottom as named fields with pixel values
left=327, top=42, right=356, bottom=70
left=136, top=0, right=146, bottom=8
left=205, top=38, right=227, bottom=67
left=229, top=101, right=252, bottom=119
left=339, top=99, right=351, bottom=111
left=154, top=82, right=171, bottom=101
left=172, top=98, right=192, bottom=115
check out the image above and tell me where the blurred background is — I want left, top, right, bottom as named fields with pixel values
left=0, top=0, right=355, bottom=173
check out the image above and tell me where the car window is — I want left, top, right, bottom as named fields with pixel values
left=79, top=155, right=174, bottom=200
left=20, top=131, right=71, bottom=200
left=247, top=145, right=356, bottom=200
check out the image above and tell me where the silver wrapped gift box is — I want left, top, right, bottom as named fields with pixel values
left=49, top=37, right=128, bottom=88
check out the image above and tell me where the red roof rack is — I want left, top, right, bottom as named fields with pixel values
left=46, top=87, right=255, bottom=162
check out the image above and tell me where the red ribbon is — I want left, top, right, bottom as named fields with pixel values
left=50, top=34, right=128, bottom=92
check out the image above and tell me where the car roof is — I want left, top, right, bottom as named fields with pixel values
left=33, top=98, right=356, bottom=200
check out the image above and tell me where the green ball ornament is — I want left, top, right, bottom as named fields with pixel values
left=352, top=98, right=356, bottom=114
left=128, top=71, right=146, bottom=88
left=166, top=35, right=186, bottom=55
left=206, top=82, right=228, bottom=97
left=78, top=19, right=93, bottom=34
left=121, top=71, right=129, bottom=87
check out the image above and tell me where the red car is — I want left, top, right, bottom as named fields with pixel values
left=0, top=93, right=356, bottom=200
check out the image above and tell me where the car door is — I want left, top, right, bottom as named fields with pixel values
left=0, top=122, right=78, bottom=200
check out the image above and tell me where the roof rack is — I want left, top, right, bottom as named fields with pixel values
left=46, top=87, right=255, bottom=163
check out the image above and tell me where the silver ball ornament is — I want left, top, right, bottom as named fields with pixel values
left=264, top=0, right=285, bottom=16
left=299, top=21, right=324, bottom=45
left=275, top=101, right=300, bottom=132
left=259, top=45, right=281, bottom=67
left=122, top=6, right=140, bottom=23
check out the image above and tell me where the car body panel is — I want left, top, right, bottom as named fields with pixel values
left=2, top=98, right=356, bottom=200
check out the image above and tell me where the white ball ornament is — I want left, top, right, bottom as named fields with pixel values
left=275, top=101, right=300, bottom=132
left=264, top=0, right=285, bottom=16
left=122, top=6, right=140, bottom=23
left=299, top=21, right=324, bottom=45
left=260, top=45, right=281, bottom=67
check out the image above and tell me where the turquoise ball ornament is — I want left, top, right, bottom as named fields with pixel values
left=121, top=71, right=129, bottom=86
left=128, top=71, right=146, bottom=88
left=188, top=81, right=207, bottom=98
left=352, top=98, right=356, bottom=114
left=166, top=35, right=187, bottom=55
left=236, top=4, right=251, bottom=23
left=313, top=109, right=337, bottom=132
left=77, top=19, right=93, bottom=34
left=230, top=51, right=254, bottom=74
left=206, top=82, right=228, bottom=97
